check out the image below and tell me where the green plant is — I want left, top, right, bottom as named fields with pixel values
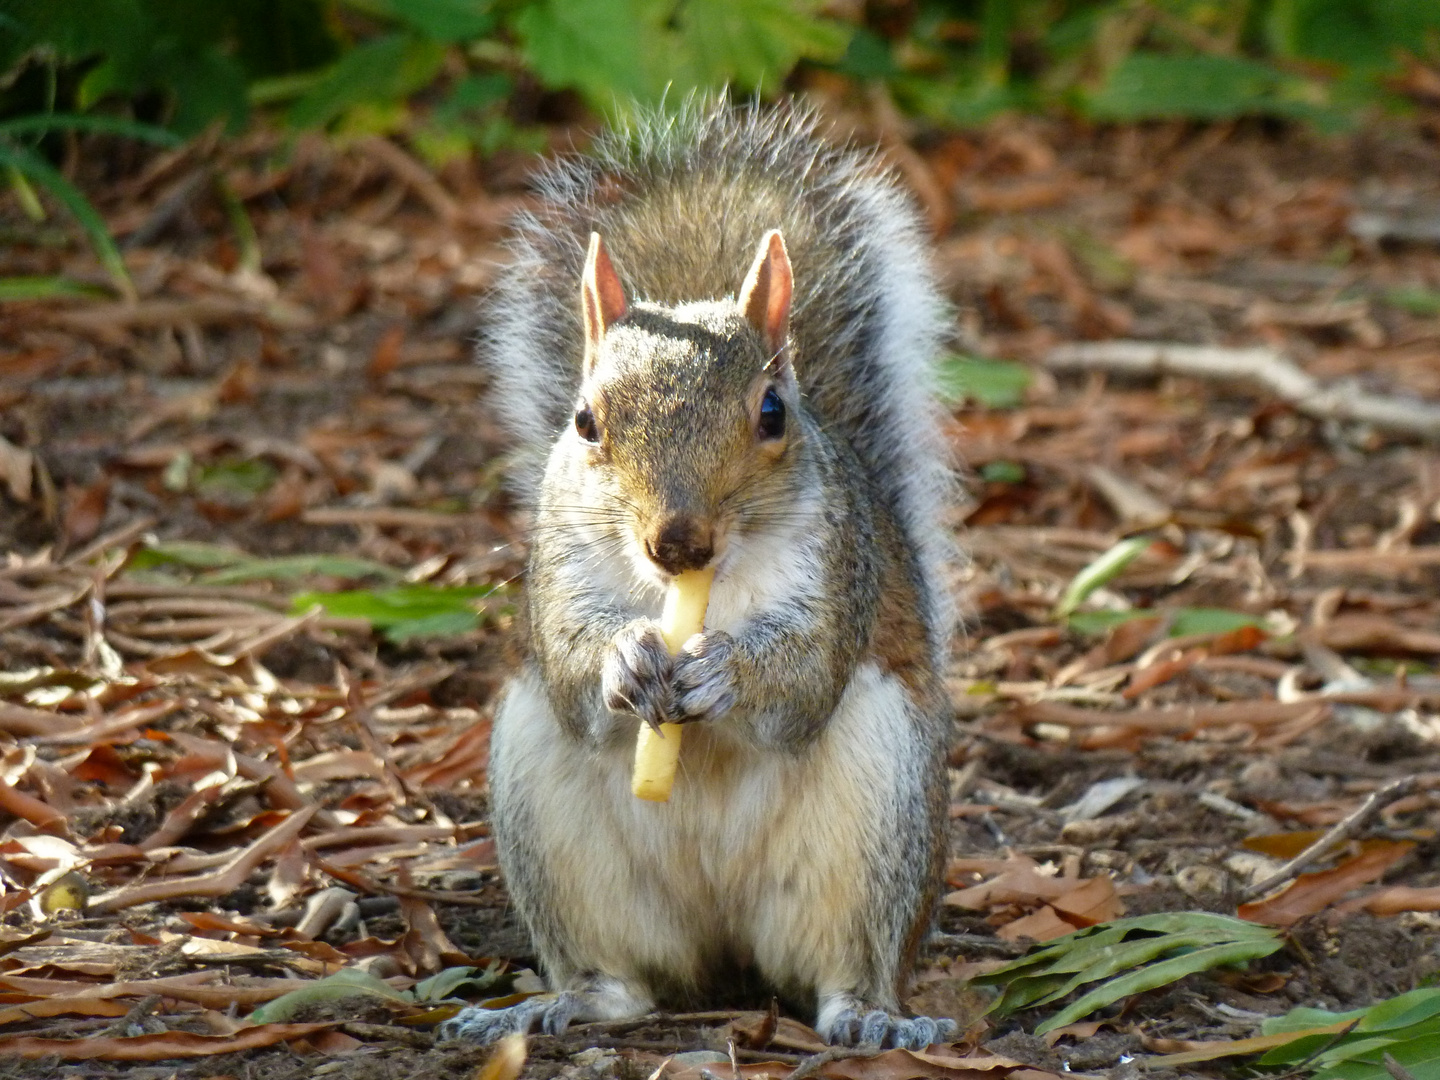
left=0, top=112, right=179, bottom=297
left=973, top=912, right=1283, bottom=1036
left=1258, top=987, right=1440, bottom=1078
left=292, top=583, right=509, bottom=641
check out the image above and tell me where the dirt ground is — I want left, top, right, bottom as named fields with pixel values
left=2, top=97, right=1440, bottom=1079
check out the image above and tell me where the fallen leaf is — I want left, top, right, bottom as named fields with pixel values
left=0, top=1022, right=341, bottom=1060
left=1239, top=841, right=1415, bottom=927
left=996, top=906, right=1077, bottom=942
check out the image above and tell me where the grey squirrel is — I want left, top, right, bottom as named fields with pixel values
left=443, top=101, right=959, bottom=1050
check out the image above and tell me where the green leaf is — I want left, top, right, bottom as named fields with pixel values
left=413, top=961, right=508, bottom=1003
left=1320, top=1029, right=1440, bottom=1079
left=1167, top=608, right=1266, bottom=637
left=973, top=913, right=1281, bottom=1032
left=128, top=542, right=400, bottom=586
left=0, top=113, right=181, bottom=146
left=674, top=0, right=850, bottom=93
left=248, top=968, right=412, bottom=1024
left=293, top=584, right=500, bottom=641
left=1384, top=286, right=1440, bottom=316
left=1086, top=53, right=1313, bottom=122
left=1036, top=937, right=1282, bottom=1034
left=980, top=461, right=1026, bottom=484
left=128, top=541, right=252, bottom=572
left=1271, top=0, right=1440, bottom=69
left=511, top=0, right=654, bottom=102
left=0, top=276, right=110, bottom=301
left=936, top=355, right=1032, bottom=408
left=0, top=141, right=131, bottom=297
left=1053, top=535, right=1154, bottom=618
left=1066, top=609, right=1154, bottom=636
left=365, top=0, right=495, bottom=42
left=1354, top=988, right=1440, bottom=1033
left=193, top=457, right=278, bottom=500
left=287, top=33, right=446, bottom=129
left=837, top=28, right=898, bottom=80
left=201, top=555, right=402, bottom=586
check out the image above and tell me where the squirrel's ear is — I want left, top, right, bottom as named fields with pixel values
left=738, top=230, right=793, bottom=369
left=581, top=232, right=627, bottom=376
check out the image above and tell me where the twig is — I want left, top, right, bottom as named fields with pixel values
left=88, top=805, right=317, bottom=913
left=1239, top=776, right=1421, bottom=902
left=1044, top=341, right=1440, bottom=440
left=355, top=136, right=459, bottom=222
left=1384, top=1052, right=1418, bottom=1080
left=787, top=1045, right=879, bottom=1080
left=50, top=296, right=312, bottom=332
left=341, top=1021, right=435, bottom=1050
left=1011, top=699, right=1327, bottom=733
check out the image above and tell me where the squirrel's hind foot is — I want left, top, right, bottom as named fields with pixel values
left=818, top=999, right=956, bottom=1051
left=439, top=991, right=582, bottom=1043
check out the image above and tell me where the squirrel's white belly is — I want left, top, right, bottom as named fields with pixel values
left=492, top=661, right=921, bottom=994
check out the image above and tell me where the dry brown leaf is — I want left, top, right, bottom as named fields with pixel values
left=1049, top=875, right=1124, bottom=926
left=0, top=434, right=34, bottom=502
left=995, top=905, right=1076, bottom=943
left=0, top=1022, right=342, bottom=1060
left=1242, top=829, right=1328, bottom=858
left=1238, top=840, right=1415, bottom=927
left=1355, top=885, right=1440, bottom=916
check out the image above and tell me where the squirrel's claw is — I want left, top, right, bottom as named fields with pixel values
left=820, top=1006, right=956, bottom=1051
left=672, top=630, right=737, bottom=723
left=603, top=620, right=674, bottom=729
left=439, top=992, right=580, bottom=1043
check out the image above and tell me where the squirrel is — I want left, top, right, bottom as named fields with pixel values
left=442, top=101, right=959, bottom=1050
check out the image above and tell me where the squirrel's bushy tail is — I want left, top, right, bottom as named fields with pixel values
left=482, top=98, right=959, bottom=661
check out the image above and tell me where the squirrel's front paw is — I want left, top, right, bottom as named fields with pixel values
left=672, top=630, right=737, bottom=723
left=603, top=620, right=673, bottom=729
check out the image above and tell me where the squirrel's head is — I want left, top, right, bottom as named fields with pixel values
left=565, top=230, right=803, bottom=582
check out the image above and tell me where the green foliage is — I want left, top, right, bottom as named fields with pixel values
left=247, top=962, right=510, bottom=1024
left=937, top=355, right=1033, bottom=409
left=128, top=540, right=402, bottom=585
left=1, top=0, right=339, bottom=135
left=0, top=118, right=177, bottom=296
left=1053, top=534, right=1154, bottom=619
left=973, top=912, right=1283, bottom=1035
left=1384, top=286, right=1440, bottom=316
left=0, top=275, right=109, bottom=300
left=1259, top=987, right=1440, bottom=1079
left=881, top=0, right=1440, bottom=128
left=292, top=583, right=506, bottom=641
left=4, top=0, right=1437, bottom=174
left=1085, top=53, right=1330, bottom=124
left=980, top=460, right=1027, bottom=484
left=510, top=0, right=848, bottom=107
left=1065, top=606, right=1268, bottom=636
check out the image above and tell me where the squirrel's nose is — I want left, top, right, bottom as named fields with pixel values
left=644, top=515, right=714, bottom=575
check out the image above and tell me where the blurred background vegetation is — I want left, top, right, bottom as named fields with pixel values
left=1, top=0, right=1438, bottom=293
left=5, top=0, right=1440, bottom=141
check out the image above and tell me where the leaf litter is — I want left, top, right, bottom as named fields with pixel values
left=2, top=93, right=1440, bottom=1079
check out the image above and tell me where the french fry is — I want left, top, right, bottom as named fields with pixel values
left=631, top=567, right=715, bottom=802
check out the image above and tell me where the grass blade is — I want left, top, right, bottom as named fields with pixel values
left=0, top=142, right=133, bottom=299
left=0, top=114, right=182, bottom=146
left=0, top=276, right=111, bottom=301
left=1053, top=534, right=1154, bottom=618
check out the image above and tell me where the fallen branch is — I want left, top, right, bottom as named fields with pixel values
left=1239, top=775, right=1420, bottom=902
left=88, top=805, right=317, bottom=913
left=1044, top=341, right=1440, bottom=440
left=1011, top=699, right=1327, bottom=733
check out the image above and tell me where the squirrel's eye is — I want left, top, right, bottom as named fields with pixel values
left=574, top=403, right=599, bottom=443
left=757, top=387, right=785, bottom=440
